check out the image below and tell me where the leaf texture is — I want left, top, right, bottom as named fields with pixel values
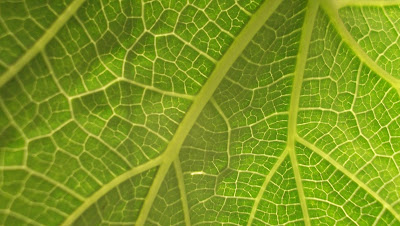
left=1, top=0, right=400, bottom=225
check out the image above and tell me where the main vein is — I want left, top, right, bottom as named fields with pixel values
left=286, top=1, right=319, bottom=225
left=0, top=0, right=86, bottom=88
left=135, top=0, right=285, bottom=224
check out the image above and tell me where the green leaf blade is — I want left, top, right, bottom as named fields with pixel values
left=2, top=0, right=400, bottom=225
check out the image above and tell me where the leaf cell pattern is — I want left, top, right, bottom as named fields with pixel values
left=1, top=0, right=400, bottom=225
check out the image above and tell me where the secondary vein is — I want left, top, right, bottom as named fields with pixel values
left=174, top=159, right=191, bottom=226
left=0, top=0, right=87, bottom=88
left=247, top=150, right=289, bottom=226
left=296, top=135, right=400, bottom=222
left=61, top=156, right=163, bottom=226
left=319, top=0, right=400, bottom=93
left=336, top=0, right=400, bottom=7
left=286, top=1, right=319, bottom=225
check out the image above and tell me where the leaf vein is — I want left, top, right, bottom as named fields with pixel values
left=0, top=0, right=87, bottom=88
left=286, top=0, right=319, bottom=225
left=296, top=135, right=400, bottom=222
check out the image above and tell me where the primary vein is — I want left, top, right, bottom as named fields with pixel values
left=135, top=0, right=285, bottom=223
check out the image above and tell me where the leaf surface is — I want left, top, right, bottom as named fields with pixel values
left=1, top=0, right=400, bottom=225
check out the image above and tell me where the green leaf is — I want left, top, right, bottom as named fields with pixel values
left=1, top=0, right=400, bottom=225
